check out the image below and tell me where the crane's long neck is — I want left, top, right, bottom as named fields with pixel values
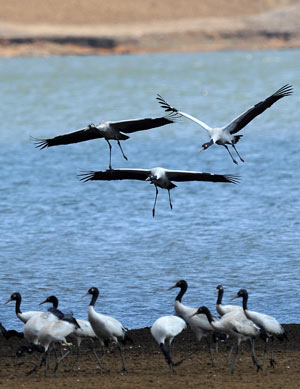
left=175, top=283, right=187, bottom=303
left=89, top=290, right=99, bottom=307
left=202, top=308, right=213, bottom=324
left=216, top=289, right=224, bottom=305
left=52, top=297, right=59, bottom=309
left=241, top=292, right=248, bottom=311
left=15, top=295, right=22, bottom=315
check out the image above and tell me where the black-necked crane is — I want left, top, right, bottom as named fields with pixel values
left=232, top=289, right=287, bottom=368
left=23, top=312, right=59, bottom=346
left=6, top=292, right=44, bottom=324
left=151, top=315, right=186, bottom=372
left=15, top=310, right=60, bottom=368
left=157, top=84, right=293, bottom=164
left=168, top=280, right=216, bottom=366
left=40, top=295, right=100, bottom=368
left=191, top=306, right=261, bottom=373
left=79, top=167, right=239, bottom=217
left=28, top=317, right=80, bottom=376
left=215, top=285, right=243, bottom=317
left=33, top=115, right=175, bottom=170
left=40, top=296, right=64, bottom=319
left=83, top=287, right=131, bottom=373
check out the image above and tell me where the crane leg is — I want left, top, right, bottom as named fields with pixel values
left=269, top=338, right=277, bottom=368
left=262, top=338, right=269, bottom=369
left=54, top=347, right=71, bottom=375
left=153, top=186, right=159, bottom=217
left=248, top=339, right=262, bottom=371
left=227, top=342, right=235, bottom=364
left=26, top=352, right=45, bottom=375
left=105, top=139, right=113, bottom=170
left=223, top=144, right=238, bottom=164
left=117, top=140, right=128, bottom=161
left=160, top=343, right=174, bottom=373
left=91, top=341, right=103, bottom=371
left=118, top=343, right=127, bottom=373
left=99, top=343, right=105, bottom=373
left=206, top=337, right=214, bottom=367
left=230, top=341, right=241, bottom=374
left=168, top=189, right=173, bottom=210
left=174, top=347, right=200, bottom=367
left=232, top=144, right=245, bottom=162
left=44, top=347, right=51, bottom=376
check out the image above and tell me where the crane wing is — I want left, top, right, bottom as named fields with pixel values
left=109, top=116, right=174, bottom=134
left=32, top=125, right=103, bottom=149
left=166, top=170, right=240, bottom=184
left=78, top=168, right=151, bottom=182
left=226, top=84, right=293, bottom=134
left=156, top=94, right=211, bottom=132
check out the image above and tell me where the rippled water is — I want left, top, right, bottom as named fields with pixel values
left=0, top=50, right=299, bottom=330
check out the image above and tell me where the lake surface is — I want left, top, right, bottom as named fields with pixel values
left=0, top=50, right=299, bottom=330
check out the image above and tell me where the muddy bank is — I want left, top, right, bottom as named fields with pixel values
left=0, top=324, right=299, bottom=388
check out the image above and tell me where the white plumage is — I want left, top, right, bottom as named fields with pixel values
left=23, top=312, right=59, bottom=345
left=168, top=280, right=215, bottom=366
left=232, top=288, right=287, bottom=367
left=157, top=85, right=293, bottom=164
left=27, top=318, right=80, bottom=376
left=33, top=115, right=174, bottom=170
left=84, top=287, right=130, bottom=373
left=6, top=292, right=44, bottom=324
left=38, top=319, right=78, bottom=352
left=40, top=295, right=97, bottom=346
left=151, top=315, right=186, bottom=371
left=73, top=319, right=97, bottom=345
left=191, top=306, right=261, bottom=373
left=79, top=167, right=239, bottom=217
left=215, top=285, right=242, bottom=317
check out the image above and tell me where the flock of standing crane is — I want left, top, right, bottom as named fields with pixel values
left=4, top=281, right=287, bottom=375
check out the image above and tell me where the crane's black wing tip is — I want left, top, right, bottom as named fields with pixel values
left=225, top=174, right=241, bottom=184
left=275, top=84, right=293, bottom=97
left=77, top=170, right=95, bottom=182
left=156, top=94, right=179, bottom=112
left=30, top=136, right=49, bottom=150
left=156, top=94, right=182, bottom=121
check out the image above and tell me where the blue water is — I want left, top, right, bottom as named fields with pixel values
left=0, top=50, right=299, bottom=331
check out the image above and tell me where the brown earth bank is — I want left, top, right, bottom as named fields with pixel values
left=0, top=0, right=300, bottom=56
left=0, top=324, right=300, bottom=389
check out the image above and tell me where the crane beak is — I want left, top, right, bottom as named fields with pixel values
left=214, top=289, right=218, bottom=294
left=39, top=299, right=47, bottom=305
left=189, top=312, right=198, bottom=318
left=231, top=294, right=239, bottom=301
left=168, top=284, right=177, bottom=291
left=200, top=146, right=205, bottom=152
left=5, top=297, right=12, bottom=304
left=82, top=292, right=89, bottom=298
left=146, top=175, right=156, bottom=183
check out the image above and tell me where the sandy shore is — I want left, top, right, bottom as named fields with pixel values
left=0, top=1, right=300, bottom=56
left=0, top=324, right=299, bottom=388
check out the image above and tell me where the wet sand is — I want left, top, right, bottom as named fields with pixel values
left=0, top=324, right=299, bottom=388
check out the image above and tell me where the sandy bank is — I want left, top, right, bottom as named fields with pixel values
left=0, top=1, right=300, bottom=56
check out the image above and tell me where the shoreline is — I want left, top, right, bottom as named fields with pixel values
left=1, top=3, right=300, bottom=57
left=1, top=324, right=299, bottom=388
